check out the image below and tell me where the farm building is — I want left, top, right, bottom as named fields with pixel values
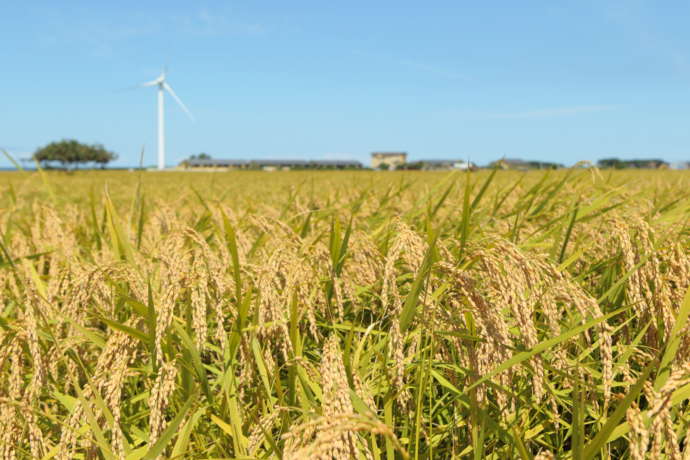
left=182, top=159, right=249, bottom=169
left=399, top=160, right=477, bottom=171
left=182, top=158, right=363, bottom=171
left=421, top=160, right=476, bottom=170
left=371, top=152, right=407, bottom=169
left=251, top=160, right=363, bottom=171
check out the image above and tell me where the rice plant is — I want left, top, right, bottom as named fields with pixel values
left=1, top=169, right=689, bottom=459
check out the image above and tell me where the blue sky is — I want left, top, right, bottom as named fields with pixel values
left=3, top=1, right=690, bottom=167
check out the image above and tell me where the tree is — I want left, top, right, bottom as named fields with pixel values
left=180, top=153, right=212, bottom=167
left=33, top=139, right=117, bottom=169
left=397, top=161, right=424, bottom=170
left=597, top=158, right=668, bottom=169
left=597, top=158, right=624, bottom=169
left=526, top=161, right=563, bottom=170
left=188, top=153, right=211, bottom=160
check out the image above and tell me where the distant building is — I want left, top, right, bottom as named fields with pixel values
left=669, top=161, right=689, bottom=170
left=418, top=160, right=454, bottom=170
left=182, top=158, right=362, bottom=171
left=183, top=159, right=249, bottom=169
left=252, top=160, right=308, bottom=171
left=371, top=152, right=407, bottom=169
left=489, top=158, right=529, bottom=170
left=453, top=161, right=475, bottom=170
left=305, top=160, right=364, bottom=170
left=399, top=159, right=476, bottom=171
left=251, top=159, right=362, bottom=171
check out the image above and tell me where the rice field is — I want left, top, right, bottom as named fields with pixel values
left=1, top=168, right=690, bottom=459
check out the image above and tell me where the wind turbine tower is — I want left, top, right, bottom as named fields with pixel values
left=141, top=70, right=194, bottom=170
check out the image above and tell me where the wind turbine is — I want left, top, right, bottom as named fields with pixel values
left=140, top=69, right=194, bottom=170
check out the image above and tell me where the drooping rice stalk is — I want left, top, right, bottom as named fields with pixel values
left=0, top=168, right=689, bottom=459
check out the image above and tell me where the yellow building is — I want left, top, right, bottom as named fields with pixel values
left=371, top=152, right=407, bottom=169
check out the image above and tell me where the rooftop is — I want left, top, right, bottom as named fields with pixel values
left=185, top=158, right=363, bottom=168
left=186, top=159, right=248, bottom=167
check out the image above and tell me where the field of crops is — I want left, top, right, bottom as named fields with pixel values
left=1, top=169, right=689, bottom=459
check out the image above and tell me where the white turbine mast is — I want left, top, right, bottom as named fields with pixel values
left=141, top=69, right=194, bottom=170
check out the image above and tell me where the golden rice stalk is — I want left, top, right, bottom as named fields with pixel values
left=148, top=360, right=178, bottom=447
left=283, top=335, right=363, bottom=459
left=626, top=403, right=649, bottom=460
left=283, top=414, right=403, bottom=460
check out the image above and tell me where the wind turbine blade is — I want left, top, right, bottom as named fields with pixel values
left=163, top=82, right=195, bottom=122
